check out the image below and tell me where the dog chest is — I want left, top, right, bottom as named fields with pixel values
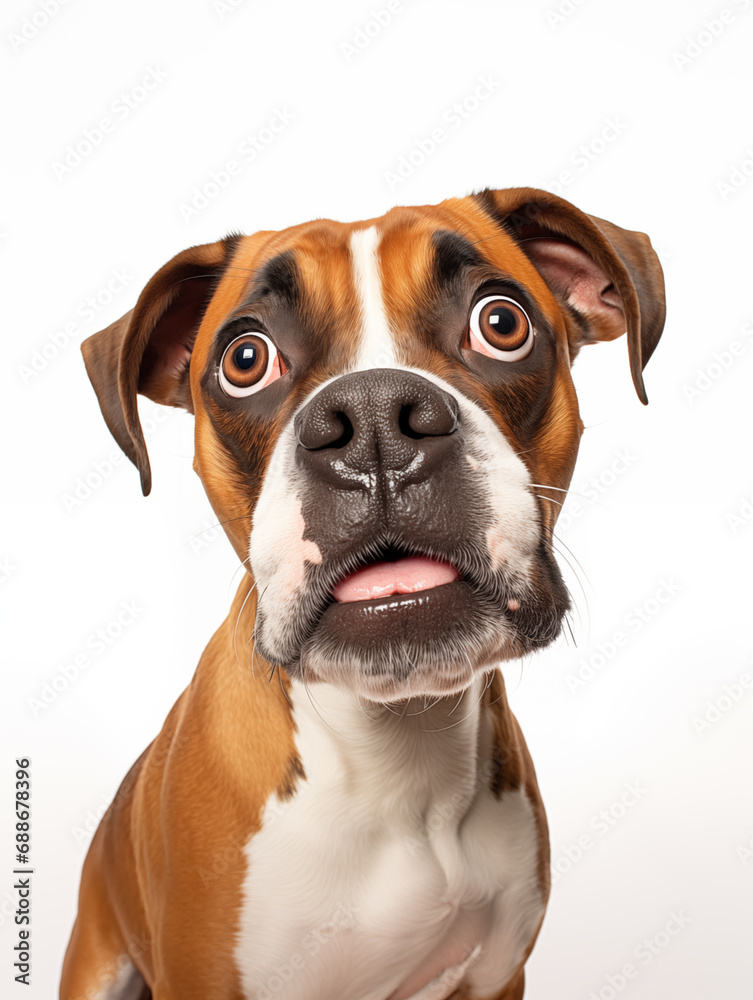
left=234, top=679, right=545, bottom=1000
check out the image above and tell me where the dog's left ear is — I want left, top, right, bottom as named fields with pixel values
left=81, top=238, right=238, bottom=496
left=479, top=188, right=666, bottom=403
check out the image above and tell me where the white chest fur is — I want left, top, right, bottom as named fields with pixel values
left=235, top=677, right=544, bottom=1000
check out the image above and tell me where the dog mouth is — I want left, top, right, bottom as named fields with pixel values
left=295, top=538, right=483, bottom=658
left=331, top=548, right=462, bottom=604
left=253, top=530, right=570, bottom=701
left=295, top=538, right=523, bottom=667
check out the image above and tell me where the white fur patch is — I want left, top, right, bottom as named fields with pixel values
left=350, top=226, right=397, bottom=370
left=235, top=678, right=544, bottom=1000
left=248, top=421, right=323, bottom=653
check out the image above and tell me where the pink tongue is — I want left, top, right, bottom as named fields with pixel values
left=333, top=556, right=460, bottom=604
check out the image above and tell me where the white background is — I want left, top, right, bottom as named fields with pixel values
left=2, top=0, right=752, bottom=996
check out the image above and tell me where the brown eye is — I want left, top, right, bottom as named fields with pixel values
left=468, top=296, right=534, bottom=362
left=219, top=333, right=285, bottom=397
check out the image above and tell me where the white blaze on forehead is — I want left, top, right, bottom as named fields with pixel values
left=349, top=225, right=397, bottom=370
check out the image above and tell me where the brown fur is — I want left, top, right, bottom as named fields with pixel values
left=62, top=189, right=665, bottom=999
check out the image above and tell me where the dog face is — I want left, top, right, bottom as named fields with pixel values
left=82, top=188, right=665, bottom=701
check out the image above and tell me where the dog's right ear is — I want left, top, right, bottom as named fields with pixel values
left=81, top=238, right=239, bottom=496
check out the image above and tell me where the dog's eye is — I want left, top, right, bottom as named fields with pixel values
left=219, top=333, right=286, bottom=397
left=468, top=296, right=534, bottom=362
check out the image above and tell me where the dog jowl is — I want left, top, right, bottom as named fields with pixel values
left=62, top=188, right=665, bottom=1000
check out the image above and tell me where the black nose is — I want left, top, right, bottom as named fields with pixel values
left=295, top=369, right=460, bottom=491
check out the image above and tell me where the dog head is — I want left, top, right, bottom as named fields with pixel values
left=82, top=188, right=665, bottom=701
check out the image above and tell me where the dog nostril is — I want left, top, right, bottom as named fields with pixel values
left=331, top=411, right=354, bottom=449
left=399, top=396, right=459, bottom=439
left=297, top=409, right=354, bottom=451
left=398, top=405, right=426, bottom=440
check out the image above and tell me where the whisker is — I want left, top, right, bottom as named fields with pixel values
left=250, top=634, right=258, bottom=681
left=552, top=530, right=594, bottom=595
left=179, top=514, right=254, bottom=552
left=405, top=693, right=444, bottom=717
left=233, top=580, right=257, bottom=668
left=564, top=614, right=577, bottom=649
left=301, top=672, right=358, bottom=743
left=529, top=483, right=572, bottom=493
left=418, top=670, right=487, bottom=734
left=276, top=664, right=293, bottom=708
left=535, top=493, right=564, bottom=509
left=444, top=685, right=467, bottom=719
left=548, top=536, right=590, bottom=643
left=446, top=650, right=480, bottom=715
left=504, top=656, right=525, bottom=695
left=356, top=692, right=378, bottom=722
left=229, top=555, right=252, bottom=601
left=486, top=667, right=505, bottom=707
left=529, top=483, right=611, bottom=513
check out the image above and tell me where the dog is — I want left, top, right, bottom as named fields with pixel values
left=61, top=187, right=665, bottom=1000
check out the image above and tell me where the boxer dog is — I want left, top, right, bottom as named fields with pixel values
left=61, top=187, right=665, bottom=1000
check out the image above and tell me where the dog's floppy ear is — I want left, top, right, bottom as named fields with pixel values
left=81, top=238, right=238, bottom=496
left=478, top=187, right=666, bottom=403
